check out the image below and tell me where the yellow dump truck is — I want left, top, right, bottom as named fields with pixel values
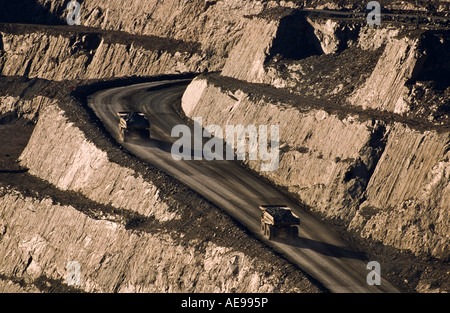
left=260, top=205, right=300, bottom=240
left=117, top=112, right=150, bottom=142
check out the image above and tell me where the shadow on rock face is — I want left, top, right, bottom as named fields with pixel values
left=268, top=11, right=324, bottom=61
left=411, top=32, right=450, bottom=90
left=0, top=0, right=66, bottom=25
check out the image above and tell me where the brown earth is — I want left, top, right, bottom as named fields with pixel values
left=3, top=74, right=449, bottom=292
left=1, top=0, right=448, bottom=293
left=0, top=75, right=324, bottom=293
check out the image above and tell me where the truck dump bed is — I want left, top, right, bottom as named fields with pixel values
left=259, top=205, right=300, bottom=225
left=259, top=205, right=300, bottom=240
left=117, top=112, right=150, bottom=129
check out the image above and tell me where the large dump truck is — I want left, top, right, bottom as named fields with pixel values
left=117, top=112, right=150, bottom=142
left=260, top=205, right=300, bottom=240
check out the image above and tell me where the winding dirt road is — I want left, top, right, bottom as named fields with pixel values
left=87, top=78, right=400, bottom=293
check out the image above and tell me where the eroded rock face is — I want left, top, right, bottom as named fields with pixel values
left=0, top=0, right=275, bottom=70
left=0, top=95, right=51, bottom=121
left=0, top=94, right=321, bottom=292
left=350, top=32, right=450, bottom=117
left=20, top=104, right=176, bottom=221
left=220, top=9, right=449, bottom=122
left=181, top=73, right=449, bottom=262
left=0, top=186, right=319, bottom=293
left=350, top=125, right=450, bottom=260
left=179, top=7, right=449, bottom=263
left=0, top=26, right=205, bottom=80
left=1, top=0, right=449, bottom=293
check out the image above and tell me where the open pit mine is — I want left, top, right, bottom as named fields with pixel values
left=0, top=0, right=449, bottom=298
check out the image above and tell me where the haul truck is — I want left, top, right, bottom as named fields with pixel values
left=260, top=205, right=300, bottom=240
left=117, top=112, right=150, bottom=142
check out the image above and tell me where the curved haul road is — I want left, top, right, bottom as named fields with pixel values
left=88, top=79, right=399, bottom=293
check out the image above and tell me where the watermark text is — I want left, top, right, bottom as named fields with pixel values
left=171, top=117, right=279, bottom=171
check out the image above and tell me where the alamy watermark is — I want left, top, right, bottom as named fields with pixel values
left=66, top=261, right=81, bottom=286
left=66, top=0, right=81, bottom=26
left=171, top=117, right=280, bottom=171
left=367, top=1, right=381, bottom=25
left=366, top=261, right=381, bottom=285
left=66, top=1, right=381, bottom=26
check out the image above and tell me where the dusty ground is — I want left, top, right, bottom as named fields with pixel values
left=175, top=73, right=450, bottom=293
left=0, top=0, right=447, bottom=294
left=0, top=75, right=325, bottom=293
left=1, top=6, right=448, bottom=291
left=1, top=75, right=449, bottom=292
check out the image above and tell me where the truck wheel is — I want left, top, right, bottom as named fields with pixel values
left=291, top=226, right=298, bottom=239
left=141, top=129, right=150, bottom=140
left=264, top=224, right=269, bottom=239
left=119, top=127, right=125, bottom=141
left=265, top=225, right=274, bottom=240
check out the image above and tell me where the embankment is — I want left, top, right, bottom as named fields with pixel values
left=181, top=8, right=449, bottom=261
left=181, top=73, right=449, bottom=262
left=0, top=77, right=321, bottom=292
left=221, top=9, right=449, bottom=122
left=0, top=185, right=318, bottom=293
left=0, top=0, right=278, bottom=70
left=0, top=24, right=205, bottom=80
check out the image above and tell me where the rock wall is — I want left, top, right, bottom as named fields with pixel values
left=0, top=186, right=319, bottom=292
left=219, top=10, right=387, bottom=98
left=0, top=0, right=277, bottom=70
left=19, top=104, right=177, bottom=221
left=351, top=125, right=450, bottom=260
left=0, top=97, right=321, bottom=292
left=181, top=74, right=450, bottom=261
left=220, top=8, right=449, bottom=121
left=0, top=95, right=52, bottom=121
left=0, top=25, right=205, bottom=80
left=221, top=9, right=327, bottom=85
left=220, top=12, right=281, bottom=84
left=76, top=0, right=268, bottom=69
left=349, top=33, right=447, bottom=114
left=350, top=36, right=418, bottom=114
